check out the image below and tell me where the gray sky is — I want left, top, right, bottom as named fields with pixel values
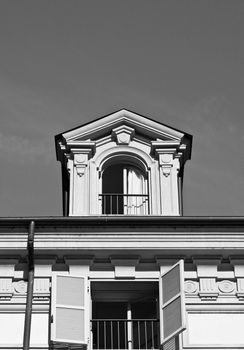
left=0, top=0, right=243, bottom=216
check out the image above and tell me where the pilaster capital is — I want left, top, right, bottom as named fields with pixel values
left=59, top=140, right=95, bottom=163
left=151, top=141, right=188, bottom=167
left=73, top=150, right=92, bottom=164
left=154, top=148, right=175, bottom=165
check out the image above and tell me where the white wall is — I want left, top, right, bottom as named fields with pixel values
left=185, top=311, right=244, bottom=348
left=0, top=313, right=49, bottom=347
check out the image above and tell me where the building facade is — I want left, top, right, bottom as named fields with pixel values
left=1, top=109, right=244, bottom=350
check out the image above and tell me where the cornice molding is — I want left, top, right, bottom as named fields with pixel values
left=0, top=216, right=244, bottom=229
left=55, top=109, right=192, bottom=162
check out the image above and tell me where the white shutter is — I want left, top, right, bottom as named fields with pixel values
left=51, top=274, right=89, bottom=347
left=159, top=260, right=186, bottom=347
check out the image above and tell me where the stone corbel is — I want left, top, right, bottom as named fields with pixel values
left=157, top=152, right=174, bottom=178
left=75, top=164, right=86, bottom=177
left=230, top=257, right=244, bottom=300
left=74, top=152, right=90, bottom=177
left=34, top=257, right=57, bottom=277
left=65, top=256, right=94, bottom=276
left=162, top=165, right=172, bottom=177
left=193, top=257, right=221, bottom=300
left=156, top=257, right=182, bottom=275
left=0, top=258, right=19, bottom=277
left=0, top=258, right=19, bottom=300
left=110, top=255, right=140, bottom=279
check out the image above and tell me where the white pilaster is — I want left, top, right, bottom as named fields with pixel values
left=73, top=152, right=89, bottom=215
left=157, top=151, right=180, bottom=215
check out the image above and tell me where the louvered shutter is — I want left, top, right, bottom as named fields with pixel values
left=51, top=274, right=89, bottom=347
left=159, top=260, right=186, bottom=348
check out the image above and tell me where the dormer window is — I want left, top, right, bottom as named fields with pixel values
left=101, top=163, right=149, bottom=215
left=55, top=109, right=192, bottom=216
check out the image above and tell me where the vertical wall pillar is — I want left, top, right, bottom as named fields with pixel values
left=72, top=149, right=93, bottom=215
left=157, top=151, right=180, bottom=215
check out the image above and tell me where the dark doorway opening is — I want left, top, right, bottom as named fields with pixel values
left=91, top=281, right=159, bottom=349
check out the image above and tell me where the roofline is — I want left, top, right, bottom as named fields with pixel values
left=1, top=216, right=244, bottom=229
left=54, top=108, right=193, bottom=160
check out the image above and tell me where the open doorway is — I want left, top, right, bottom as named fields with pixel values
left=91, top=281, right=159, bottom=349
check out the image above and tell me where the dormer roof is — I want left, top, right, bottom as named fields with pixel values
left=55, top=108, right=192, bottom=161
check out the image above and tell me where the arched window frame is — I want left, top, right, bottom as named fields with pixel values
left=91, top=146, right=154, bottom=215
left=101, top=161, right=148, bottom=215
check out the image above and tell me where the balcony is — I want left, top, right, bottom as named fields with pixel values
left=91, top=318, right=160, bottom=349
left=99, top=194, right=149, bottom=215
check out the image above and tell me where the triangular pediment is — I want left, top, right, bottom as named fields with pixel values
left=56, top=109, right=191, bottom=143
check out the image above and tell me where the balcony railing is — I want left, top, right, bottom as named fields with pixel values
left=91, top=319, right=159, bottom=349
left=99, top=194, right=149, bottom=215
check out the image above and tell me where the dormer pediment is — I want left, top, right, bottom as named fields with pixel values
left=56, top=109, right=192, bottom=161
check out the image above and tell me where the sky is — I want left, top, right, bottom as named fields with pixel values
left=0, top=0, right=243, bottom=217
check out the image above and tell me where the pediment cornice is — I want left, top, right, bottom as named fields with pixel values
left=55, top=109, right=192, bottom=161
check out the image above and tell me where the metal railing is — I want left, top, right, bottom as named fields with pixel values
left=91, top=319, right=159, bottom=349
left=99, top=194, right=149, bottom=215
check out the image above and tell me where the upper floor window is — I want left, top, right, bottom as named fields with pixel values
left=100, top=163, right=149, bottom=215
left=51, top=261, right=186, bottom=349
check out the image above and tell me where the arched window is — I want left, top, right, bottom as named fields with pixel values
left=100, top=163, right=149, bottom=215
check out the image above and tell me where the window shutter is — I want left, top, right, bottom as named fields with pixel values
left=51, top=274, right=89, bottom=348
left=159, top=260, right=186, bottom=348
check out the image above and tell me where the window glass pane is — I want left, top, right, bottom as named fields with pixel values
left=163, top=296, right=182, bottom=339
left=56, top=276, right=84, bottom=307
left=56, top=308, right=85, bottom=342
left=162, top=265, right=180, bottom=304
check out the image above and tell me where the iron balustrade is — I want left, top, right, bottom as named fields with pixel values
left=99, top=194, right=149, bottom=215
left=91, top=319, right=159, bottom=349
